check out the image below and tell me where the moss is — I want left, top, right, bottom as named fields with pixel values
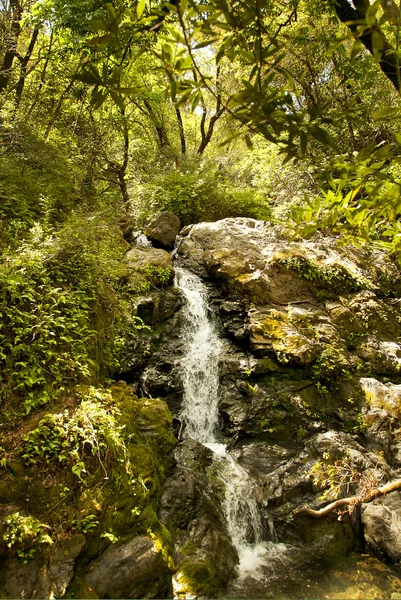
left=177, top=557, right=227, bottom=597
left=0, top=382, right=177, bottom=576
left=272, top=253, right=368, bottom=295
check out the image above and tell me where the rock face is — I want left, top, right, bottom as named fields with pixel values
left=145, top=212, right=181, bottom=249
left=362, top=493, right=401, bottom=562
left=84, top=536, right=172, bottom=598
left=4, top=535, right=85, bottom=599
left=138, top=217, right=401, bottom=579
left=159, top=442, right=238, bottom=598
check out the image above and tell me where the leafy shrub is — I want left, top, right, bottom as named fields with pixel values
left=3, top=512, right=53, bottom=561
left=134, top=165, right=271, bottom=225
left=0, top=214, right=127, bottom=414
left=0, top=123, right=83, bottom=243
left=22, top=387, right=126, bottom=482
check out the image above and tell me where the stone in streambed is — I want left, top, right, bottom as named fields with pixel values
left=145, top=212, right=181, bottom=249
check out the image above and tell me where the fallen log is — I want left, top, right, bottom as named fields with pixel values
left=295, top=479, right=401, bottom=518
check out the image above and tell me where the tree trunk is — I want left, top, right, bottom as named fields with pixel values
left=333, top=0, right=400, bottom=90
left=175, top=105, right=186, bottom=154
left=197, top=103, right=224, bottom=155
left=0, top=0, right=22, bottom=94
left=143, top=98, right=170, bottom=149
left=27, top=31, right=54, bottom=117
left=14, top=27, right=40, bottom=109
left=44, top=79, right=75, bottom=141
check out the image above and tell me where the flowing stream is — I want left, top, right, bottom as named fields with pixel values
left=175, top=267, right=267, bottom=579
left=174, top=267, right=401, bottom=598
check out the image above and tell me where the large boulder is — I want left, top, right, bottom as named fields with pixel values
left=145, top=212, right=181, bottom=249
left=124, top=246, right=173, bottom=271
left=159, top=464, right=238, bottom=597
left=361, top=492, right=401, bottom=562
left=4, top=535, right=85, bottom=599
left=84, top=536, right=172, bottom=599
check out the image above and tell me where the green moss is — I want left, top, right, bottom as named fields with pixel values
left=0, top=382, right=177, bottom=573
left=178, top=558, right=226, bottom=597
left=273, top=254, right=368, bottom=294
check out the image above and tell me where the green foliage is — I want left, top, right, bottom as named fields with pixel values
left=3, top=512, right=53, bottom=561
left=0, top=214, right=127, bottom=414
left=275, top=255, right=367, bottom=294
left=135, top=166, right=271, bottom=225
left=74, top=513, right=100, bottom=533
left=310, top=451, right=361, bottom=502
left=290, top=142, right=401, bottom=259
left=128, top=266, right=173, bottom=294
left=22, top=387, right=126, bottom=483
left=0, top=124, right=83, bottom=243
left=352, top=413, right=368, bottom=435
left=0, top=232, right=95, bottom=413
left=312, top=347, right=350, bottom=381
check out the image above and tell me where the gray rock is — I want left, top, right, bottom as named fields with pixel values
left=124, top=246, right=173, bottom=271
left=159, top=467, right=238, bottom=597
left=4, top=535, right=85, bottom=600
left=145, top=212, right=181, bottom=249
left=362, top=498, right=401, bottom=562
left=84, top=536, right=172, bottom=598
left=174, top=439, right=214, bottom=474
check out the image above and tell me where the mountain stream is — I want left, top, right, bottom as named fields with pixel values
left=174, top=267, right=401, bottom=599
left=175, top=267, right=271, bottom=580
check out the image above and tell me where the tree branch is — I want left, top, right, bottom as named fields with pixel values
left=295, top=479, right=401, bottom=518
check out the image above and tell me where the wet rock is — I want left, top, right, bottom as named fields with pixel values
left=159, top=467, right=237, bottom=597
left=174, top=439, right=214, bottom=474
left=134, top=288, right=181, bottom=325
left=145, top=212, right=181, bottom=249
left=84, top=536, right=172, bottom=599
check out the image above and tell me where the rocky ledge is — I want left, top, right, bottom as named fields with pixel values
left=137, top=217, right=401, bottom=595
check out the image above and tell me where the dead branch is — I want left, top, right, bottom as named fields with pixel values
left=295, top=479, right=401, bottom=518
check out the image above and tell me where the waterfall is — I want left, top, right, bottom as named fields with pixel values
left=175, top=267, right=268, bottom=579
left=175, top=267, right=221, bottom=443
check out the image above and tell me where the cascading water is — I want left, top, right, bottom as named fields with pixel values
left=175, top=267, right=268, bottom=579
left=175, top=267, right=221, bottom=443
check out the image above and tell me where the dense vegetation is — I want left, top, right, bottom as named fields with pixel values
left=1, top=0, right=401, bottom=588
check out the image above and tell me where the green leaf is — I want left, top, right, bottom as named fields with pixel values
left=372, top=107, right=400, bottom=119
left=115, top=87, right=139, bottom=94
left=137, top=0, right=146, bottom=19
left=110, top=91, right=125, bottom=111
left=366, top=0, right=381, bottom=26
left=371, top=29, right=384, bottom=62
left=87, top=34, right=114, bottom=47
left=162, top=43, right=174, bottom=64
left=350, top=39, right=363, bottom=59
left=74, top=70, right=102, bottom=85
left=195, top=38, right=218, bottom=49
left=244, top=134, right=253, bottom=149
left=88, top=19, right=107, bottom=31
left=309, top=125, right=336, bottom=148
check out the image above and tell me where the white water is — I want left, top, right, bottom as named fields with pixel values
left=175, top=268, right=221, bottom=443
left=175, top=267, right=268, bottom=579
left=133, top=231, right=152, bottom=247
